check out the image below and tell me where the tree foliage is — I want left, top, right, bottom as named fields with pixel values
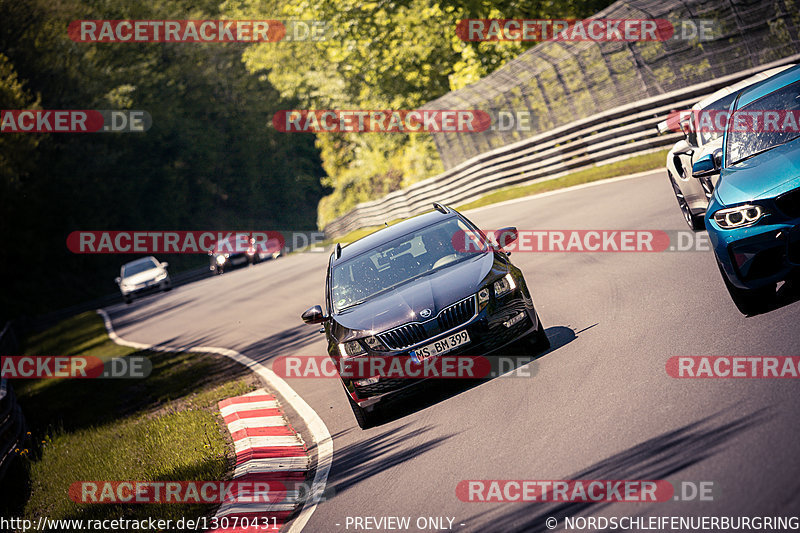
left=223, top=0, right=613, bottom=225
left=0, top=0, right=326, bottom=317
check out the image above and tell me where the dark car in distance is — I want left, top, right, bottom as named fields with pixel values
left=301, top=203, right=549, bottom=428
left=209, top=235, right=281, bottom=275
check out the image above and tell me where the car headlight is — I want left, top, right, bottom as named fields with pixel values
left=215, top=255, right=226, bottom=265
left=339, top=340, right=366, bottom=358
left=155, top=271, right=167, bottom=281
left=713, top=204, right=766, bottom=229
left=477, top=287, right=490, bottom=308
left=363, top=336, right=389, bottom=352
left=494, top=273, right=516, bottom=297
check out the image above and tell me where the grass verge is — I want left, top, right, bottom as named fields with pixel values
left=454, top=149, right=668, bottom=211
left=7, top=311, right=259, bottom=523
left=325, top=149, right=668, bottom=245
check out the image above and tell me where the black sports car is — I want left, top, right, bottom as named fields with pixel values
left=301, top=203, right=549, bottom=428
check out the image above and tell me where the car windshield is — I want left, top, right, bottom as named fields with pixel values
left=726, top=80, right=800, bottom=165
left=331, top=217, right=485, bottom=312
left=122, top=258, right=158, bottom=277
left=696, top=93, right=737, bottom=146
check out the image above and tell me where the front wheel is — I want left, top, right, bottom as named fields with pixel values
left=717, top=260, right=775, bottom=315
left=347, top=395, right=379, bottom=429
left=527, top=316, right=550, bottom=352
left=669, top=171, right=705, bottom=231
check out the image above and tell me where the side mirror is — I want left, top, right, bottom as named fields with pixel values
left=115, top=277, right=122, bottom=285
left=301, top=305, right=328, bottom=324
left=692, top=153, right=718, bottom=178
left=673, top=139, right=694, bottom=157
left=161, top=262, right=169, bottom=269
left=493, top=227, right=518, bottom=250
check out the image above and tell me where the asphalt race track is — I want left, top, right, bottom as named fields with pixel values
left=104, top=170, right=800, bottom=532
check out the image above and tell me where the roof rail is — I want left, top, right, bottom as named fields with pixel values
left=432, top=202, right=449, bottom=214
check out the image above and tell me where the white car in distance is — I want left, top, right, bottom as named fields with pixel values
left=116, top=256, right=171, bottom=304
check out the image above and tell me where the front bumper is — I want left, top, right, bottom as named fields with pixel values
left=344, top=293, right=541, bottom=407
left=709, top=217, right=800, bottom=290
left=121, top=279, right=169, bottom=297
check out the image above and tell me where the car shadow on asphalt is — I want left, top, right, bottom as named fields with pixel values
left=242, top=323, right=325, bottom=364
left=457, top=408, right=771, bottom=533
left=106, top=294, right=199, bottom=332
left=325, top=423, right=460, bottom=496
left=370, top=324, right=582, bottom=428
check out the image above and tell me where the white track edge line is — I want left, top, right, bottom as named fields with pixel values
left=96, top=309, right=332, bottom=533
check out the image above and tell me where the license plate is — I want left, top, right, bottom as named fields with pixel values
left=411, top=330, right=470, bottom=363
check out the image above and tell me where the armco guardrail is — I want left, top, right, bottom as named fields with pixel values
left=322, top=54, right=800, bottom=239
left=0, top=322, right=26, bottom=483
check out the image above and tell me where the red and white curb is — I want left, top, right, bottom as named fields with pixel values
left=210, top=389, right=310, bottom=532
left=97, top=309, right=332, bottom=533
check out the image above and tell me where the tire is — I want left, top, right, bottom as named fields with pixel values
left=716, top=259, right=775, bottom=315
left=668, top=171, right=705, bottom=231
left=528, top=316, right=550, bottom=352
left=124, top=297, right=132, bottom=305
left=347, top=394, right=378, bottom=429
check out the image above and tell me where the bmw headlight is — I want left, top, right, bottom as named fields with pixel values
left=338, top=340, right=366, bottom=358
left=713, top=204, right=766, bottom=229
left=363, top=336, right=389, bottom=352
left=494, top=273, right=516, bottom=297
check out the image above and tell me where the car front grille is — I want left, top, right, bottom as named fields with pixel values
left=776, top=188, right=800, bottom=218
left=378, top=323, right=427, bottom=350
left=437, top=297, right=475, bottom=331
left=377, top=296, right=476, bottom=350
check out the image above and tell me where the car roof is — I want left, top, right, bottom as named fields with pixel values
left=693, top=64, right=796, bottom=110
left=333, top=208, right=458, bottom=265
left=735, top=63, right=800, bottom=109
